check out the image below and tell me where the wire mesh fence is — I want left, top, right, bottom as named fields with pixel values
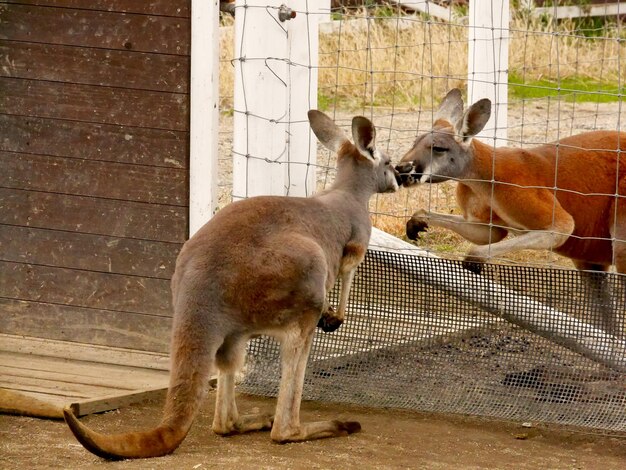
left=218, top=1, right=626, bottom=434
left=219, top=1, right=624, bottom=267
left=240, top=250, right=626, bottom=433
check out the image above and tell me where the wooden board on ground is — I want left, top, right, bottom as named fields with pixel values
left=0, top=334, right=169, bottom=417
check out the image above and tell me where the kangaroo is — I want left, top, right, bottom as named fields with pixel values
left=395, top=88, right=626, bottom=335
left=0, top=389, right=63, bottom=419
left=63, top=110, right=399, bottom=459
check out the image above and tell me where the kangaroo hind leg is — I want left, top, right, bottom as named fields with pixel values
left=575, top=261, right=623, bottom=338
left=212, top=333, right=274, bottom=436
left=609, top=202, right=626, bottom=337
left=271, top=314, right=360, bottom=443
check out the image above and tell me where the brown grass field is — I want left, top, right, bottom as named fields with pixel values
left=219, top=9, right=624, bottom=109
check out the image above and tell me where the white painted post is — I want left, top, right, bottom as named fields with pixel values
left=189, top=0, right=220, bottom=236
left=467, top=0, right=509, bottom=146
left=232, top=0, right=289, bottom=200
left=284, top=1, right=327, bottom=197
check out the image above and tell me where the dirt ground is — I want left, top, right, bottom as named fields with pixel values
left=1, top=392, right=625, bottom=470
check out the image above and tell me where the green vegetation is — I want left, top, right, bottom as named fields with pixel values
left=317, top=92, right=334, bottom=112
left=318, top=74, right=623, bottom=111
left=508, top=73, right=623, bottom=103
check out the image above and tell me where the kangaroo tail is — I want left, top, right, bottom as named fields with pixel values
left=0, top=389, right=63, bottom=419
left=63, top=408, right=188, bottom=460
left=64, top=319, right=218, bottom=459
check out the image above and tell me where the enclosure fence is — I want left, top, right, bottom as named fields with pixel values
left=241, top=250, right=626, bottom=432
left=202, top=0, right=626, bottom=433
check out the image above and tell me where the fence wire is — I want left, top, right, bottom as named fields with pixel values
left=222, top=2, right=625, bottom=268
left=225, top=2, right=626, bottom=434
left=240, top=250, right=626, bottom=434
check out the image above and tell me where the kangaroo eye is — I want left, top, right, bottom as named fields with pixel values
left=432, top=146, right=448, bottom=153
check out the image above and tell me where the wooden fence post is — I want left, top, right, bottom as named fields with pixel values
left=232, top=1, right=324, bottom=200
left=468, top=0, right=509, bottom=147
left=284, top=0, right=328, bottom=197
left=232, top=0, right=289, bottom=200
left=189, top=0, right=220, bottom=235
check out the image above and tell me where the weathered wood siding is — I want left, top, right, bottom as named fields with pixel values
left=0, top=1, right=191, bottom=353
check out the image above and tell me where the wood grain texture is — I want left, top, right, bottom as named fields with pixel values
left=0, top=298, right=172, bottom=352
left=0, top=114, right=188, bottom=168
left=0, top=189, right=187, bottom=242
left=1, top=151, right=188, bottom=205
left=0, top=261, right=172, bottom=316
left=69, top=387, right=168, bottom=416
left=0, top=334, right=170, bottom=370
left=0, top=0, right=192, bottom=354
left=0, top=340, right=170, bottom=417
left=0, top=225, right=180, bottom=279
left=0, top=78, right=189, bottom=130
left=0, top=374, right=123, bottom=397
left=1, top=355, right=166, bottom=390
left=0, top=3, right=190, bottom=54
left=0, top=40, right=190, bottom=93
left=0, top=0, right=190, bottom=17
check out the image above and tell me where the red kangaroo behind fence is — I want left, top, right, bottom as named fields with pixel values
left=63, top=111, right=399, bottom=459
left=395, top=88, right=626, bottom=335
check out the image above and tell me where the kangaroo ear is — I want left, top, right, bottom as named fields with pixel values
left=456, top=98, right=491, bottom=142
left=434, top=88, right=464, bottom=126
left=352, top=116, right=376, bottom=160
left=308, top=110, right=349, bottom=153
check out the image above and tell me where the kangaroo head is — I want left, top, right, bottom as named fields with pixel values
left=395, top=88, right=491, bottom=186
left=308, top=110, right=399, bottom=194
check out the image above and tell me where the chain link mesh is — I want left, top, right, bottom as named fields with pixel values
left=241, top=250, right=626, bottom=433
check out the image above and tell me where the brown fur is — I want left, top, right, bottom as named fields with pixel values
left=63, top=110, right=399, bottom=459
left=0, top=389, right=63, bottom=419
left=396, top=89, right=625, bottom=335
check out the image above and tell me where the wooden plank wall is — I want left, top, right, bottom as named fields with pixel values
left=0, top=0, right=191, bottom=353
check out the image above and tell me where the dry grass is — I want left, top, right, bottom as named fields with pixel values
left=508, top=15, right=624, bottom=84
left=217, top=10, right=623, bottom=269
left=318, top=16, right=468, bottom=108
left=219, top=11, right=624, bottom=110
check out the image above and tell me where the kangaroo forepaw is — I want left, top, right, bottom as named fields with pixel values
left=462, top=256, right=485, bottom=275
left=317, top=309, right=344, bottom=333
left=406, top=217, right=428, bottom=241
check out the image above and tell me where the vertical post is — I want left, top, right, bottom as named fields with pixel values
left=189, top=0, right=220, bottom=236
left=233, top=0, right=288, bottom=200
left=468, top=0, right=509, bottom=146
left=284, top=1, right=327, bottom=197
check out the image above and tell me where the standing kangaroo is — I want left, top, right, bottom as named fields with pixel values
left=395, top=89, right=626, bottom=334
left=63, top=110, right=399, bottom=459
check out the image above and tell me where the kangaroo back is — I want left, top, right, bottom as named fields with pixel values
left=63, top=110, right=398, bottom=459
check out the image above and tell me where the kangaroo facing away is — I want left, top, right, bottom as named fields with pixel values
left=63, top=111, right=399, bottom=459
left=395, top=88, right=626, bottom=335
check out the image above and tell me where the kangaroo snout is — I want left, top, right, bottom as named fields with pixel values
left=394, top=162, right=422, bottom=187
left=393, top=166, right=403, bottom=186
